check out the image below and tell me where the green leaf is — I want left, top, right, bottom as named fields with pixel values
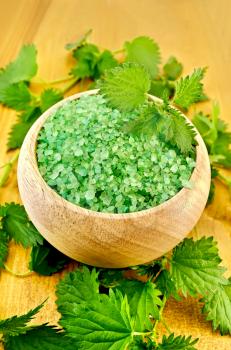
left=0, top=203, right=43, bottom=248
left=165, top=107, right=197, bottom=153
left=173, top=68, right=206, bottom=110
left=0, top=302, right=44, bottom=336
left=202, top=280, right=231, bottom=335
left=0, top=82, right=32, bottom=110
left=29, top=239, right=70, bottom=276
left=192, top=111, right=213, bottom=146
left=192, top=104, right=231, bottom=168
left=98, top=268, right=124, bottom=288
left=71, top=43, right=100, bottom=79
left=125, top=36, right=161, bottom=79
left=158, top=333, right=198, bottom=350
left=125, top=103, right=167, bottom=137
left=0, top=44, right=37, bottom=100
left=40, top=88, right=63, bottom=112
left=149, top=79, right=174, bottom=99
left=59, top=289, right=133, bottom=350
left=129, top=338, right=154, bottom=349
left=98, top=63, right=150, bottom=111
left=56, top=266, right=99, bottom=315
left=94, top=50, right=118, bottom=77
left=0, top=230, right=9, bottom=268
left=130, top=260, right=162, bottom=278
left=206, top=168, right=218, bottom=205
left=125, top=103, right=196, bottom=154
left=7, top=107, right=41, bottom=150
left=163, top=56, right=183, bottom=81
left=170, top=237, right=228, bottom=297
left=156, top=270, right=180, bottom=300
left=116, top=279, right=162, bottom=331
left=4, top=325, right=74, bottom=350
left=65, top=29, right=93, bottom=51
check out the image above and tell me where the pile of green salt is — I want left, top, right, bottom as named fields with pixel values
left=37, top=94, right=195, bottom=213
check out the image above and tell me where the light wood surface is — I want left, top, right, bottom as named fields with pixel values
left=18, top=90, right=210, bottom=267
left=0, top=0, right=231, bottom=348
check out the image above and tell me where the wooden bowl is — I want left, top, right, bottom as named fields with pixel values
left=17, top=90, right=211, bottom=268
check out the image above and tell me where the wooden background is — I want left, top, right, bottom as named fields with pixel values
left=1, top=0, right=231, bottom=349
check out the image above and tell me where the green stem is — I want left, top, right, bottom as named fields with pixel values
left=113, top=48, right=125, bottom=55
left=133, top=331, right=153, bottom=336
left=217, top=172, right=231, bottom=194
left=60, top=77, right=79, bottom=94
left=4, top=264, right=34, bottom=277
left=0, top=150, right=20, bottom=187
left=161, top=317, right=171, bottom=334
left=47, top=76, right=73, bottom=84
left=152, top=295, right=167, bottom=342
left=31, top=75, right=73, bottom=85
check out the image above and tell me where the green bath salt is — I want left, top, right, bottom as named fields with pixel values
left=37, top=94, right=195, bottom=213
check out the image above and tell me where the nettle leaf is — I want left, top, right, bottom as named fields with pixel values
left=149, top=79, right=174, bottom=99
left=71, top=43, right=100, bottom=79
left=98, top=63, right=150, bottom=111
left=7, top=107, right=41, bottom=150
left=0, top=82, right=32, bottom=110
left=94, top=50, right=118, bottom=78
left=163, top=56, right=183, bottom=81
left=158, top=333, right=198, bottom=350
left=129, top=338, right=154, bottom=349
left=59, top=290, right=133, bottom=350
left=0, top=44, right=37, bottom=100
left=116, top=279, right=162, bottom=331
left=98, top=268, right=124, bottom=288
left=170, top=237, right=228, bottom=297
left=57, top=267, right=133, bottom=349
left=165, top=107, right=197, bottom=154
left=0, top=230, right=9, bottom=268
left=156, top=270, right=180, bottom=300
left=0, top=203, right=43, bottom=248
left=40, top=89, right=63, bottom=113
left=202, top=281, right=231, bottom=335
left=192, top=104, right=231, bottom=168
left=173, top=68, right=206, bottom=110
left=4, top=325, right=74, bottom=350
left=192, top=111, right=213, bottom=146
left=125, top=103, right=167, bottom=137
left=125, top=36, right=161, bottom=79
left=29, top=240, right=70, bottom=276
left=56, top=266, right=99, bottom=315
left=0, top=302, right=44, bottom=336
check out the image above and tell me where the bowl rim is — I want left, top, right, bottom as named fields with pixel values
left=19, top=89, right=209, bottom=220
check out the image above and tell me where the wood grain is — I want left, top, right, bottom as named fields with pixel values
left=0, top=0, right=231, bottom=348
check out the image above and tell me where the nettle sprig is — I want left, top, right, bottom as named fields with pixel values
left=1, top=236, right=231, bottom=349
left=0, top=203, right=70, bottom=276
left=98, top=63, right=205, bottom=154
left=0, top=31, right=231, bottom=197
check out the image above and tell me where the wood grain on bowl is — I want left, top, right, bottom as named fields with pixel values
left=17, top=90, right=211, bottom=268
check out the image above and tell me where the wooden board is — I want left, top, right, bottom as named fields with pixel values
left=0, top=0, right=231, bottom=348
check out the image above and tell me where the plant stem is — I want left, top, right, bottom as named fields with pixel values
left=133, top=331, right=152, bottom=336
left=217, top=172, right=231, bottom=194
left=0, top=150, right=20, bottom=187
left=113, top=48, right=125, bottom=55
left=152, top=295, right=167, bottom=342
left=4, top=264, right=34, bottom=277
left=47, top=76, right=73, bottom=84
left=161, top=317, right=171, bottom=334
left=31, top=75, right=73, bottom=85
left=60, top=77, right=79, bottom=94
